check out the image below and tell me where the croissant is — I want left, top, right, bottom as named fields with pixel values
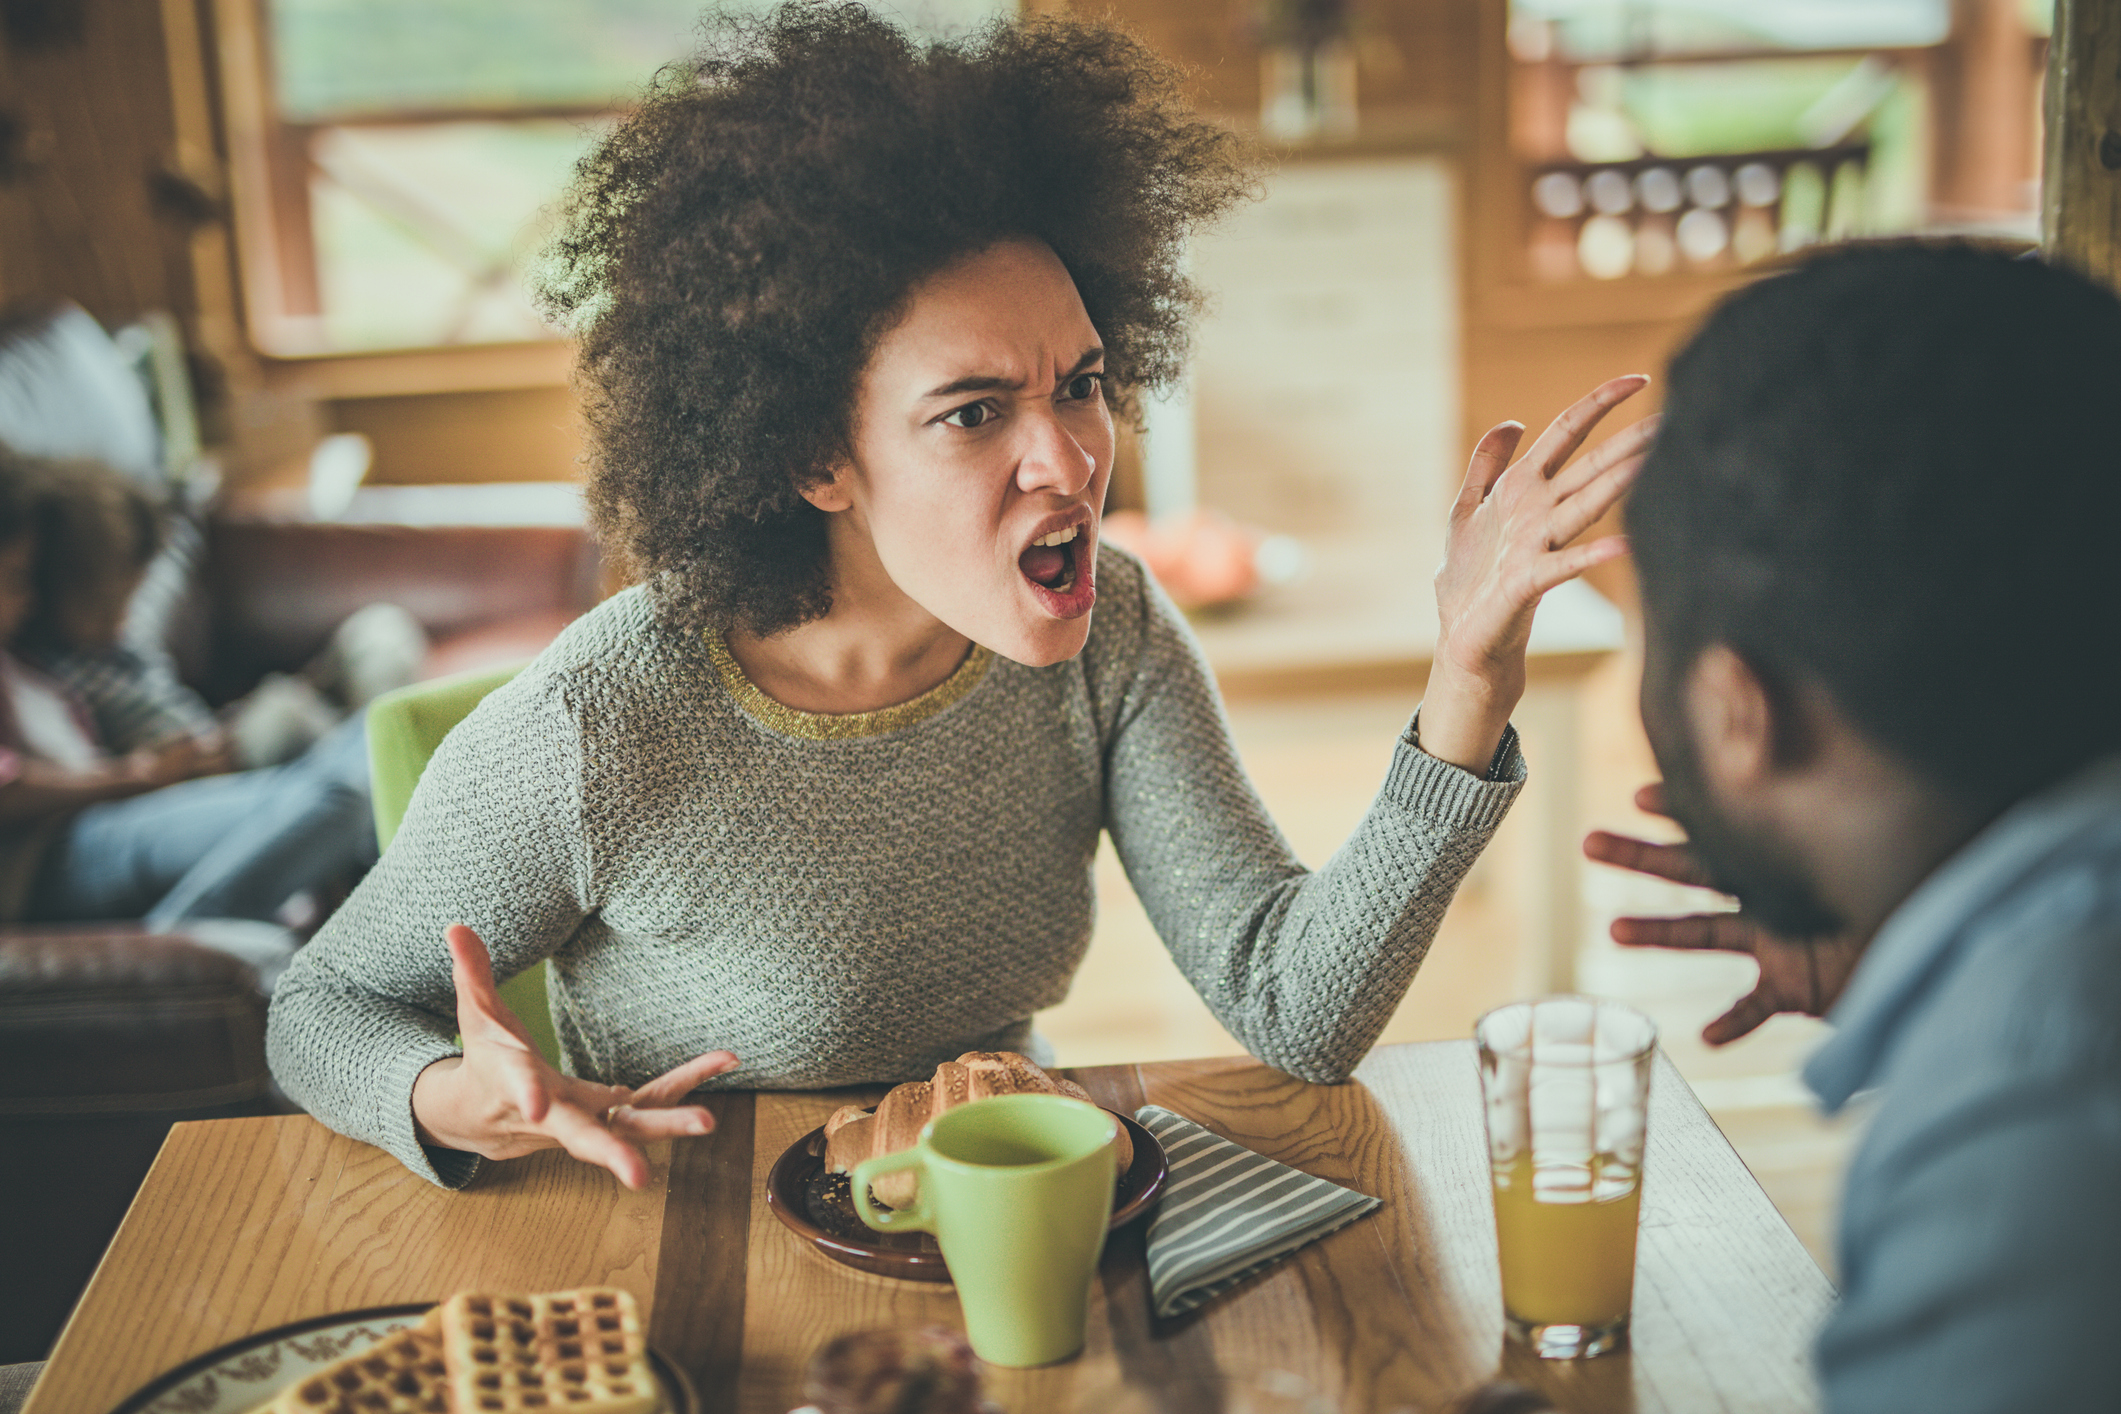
left=824, top=1051, right=1132, bottom=1208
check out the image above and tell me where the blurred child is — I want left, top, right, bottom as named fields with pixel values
left=0, top=454, right=376, bottom=930
left=22, top=466, right=426, bottom=771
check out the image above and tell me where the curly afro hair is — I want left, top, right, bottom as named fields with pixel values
left=539, top=1, right=1258, bottom=636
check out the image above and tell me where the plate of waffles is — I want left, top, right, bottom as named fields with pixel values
left=105, top=1288, right=698, bottom=1414
left=765, top=1109, right=1167, bottom=1281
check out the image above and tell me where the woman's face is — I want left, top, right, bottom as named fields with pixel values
left=816, top=238, right=1114, bottom=667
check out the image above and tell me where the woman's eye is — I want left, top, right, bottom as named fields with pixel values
left=942, top=402, right=993, bottom=429
left=1064, top=373, right=1104, bottom=402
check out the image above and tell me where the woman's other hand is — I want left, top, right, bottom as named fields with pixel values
left=410, top=923, right=740, bottom=1189
left=1420, top=375, right=1655, bottom=774
left=1583, top=784, right=1866, bottom=1045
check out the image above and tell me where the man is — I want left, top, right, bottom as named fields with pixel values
left=1586, top=242, right=2121, bottom=1411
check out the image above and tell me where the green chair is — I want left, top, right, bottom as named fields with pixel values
left=366, top=664, right=561, bottom=1066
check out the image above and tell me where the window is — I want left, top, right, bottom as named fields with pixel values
left=1502, top=0, right=2037, bottom=283
left=219, top=0, right=1013, bottom=357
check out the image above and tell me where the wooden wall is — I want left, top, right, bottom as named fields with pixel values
left=7, top=0, right=2026, bottom=514
left=2043, top=0, right=2121, bottom=292
left=1084, top=0, right=1704, bottom=605
left=1076, top=0, right=1478, bottom=141
left=0, top=0, right=206, bottom=333
left=0, top=0, right=572, bottom=488
left=329, top=386, right=584, bottom=487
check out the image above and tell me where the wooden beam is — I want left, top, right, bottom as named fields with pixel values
left=2042, top=0, right=2121, bottom=290
left=1932, top=0, right=2040, bottom=222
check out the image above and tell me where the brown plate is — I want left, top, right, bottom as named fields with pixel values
left=104, top=1302, right=698, bottom=1414
left=765, top=1109, right=1167, bottom=1282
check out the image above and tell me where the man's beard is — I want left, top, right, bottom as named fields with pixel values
left=1644, top=666, right=1846, bottom=941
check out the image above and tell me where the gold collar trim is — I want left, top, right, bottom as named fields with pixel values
left=706, top=631, right=993, bottom=741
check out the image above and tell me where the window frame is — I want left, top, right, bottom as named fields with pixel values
left=211, top=0, right=621, bottom=394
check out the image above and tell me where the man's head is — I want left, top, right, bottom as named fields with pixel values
left=1630, top=243, right=2121, bottom=936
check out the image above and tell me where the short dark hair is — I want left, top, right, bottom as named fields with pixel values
left=1630, top=241, right=2121, bottom=815
left=0, top=446, right=35, bottom=547
left=538, top=1, right=1256, bottom=636
left=14, top=455, right=163, bottom=650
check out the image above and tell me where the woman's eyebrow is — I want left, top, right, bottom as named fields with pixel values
left=923, top=346, right=1104, bottom=400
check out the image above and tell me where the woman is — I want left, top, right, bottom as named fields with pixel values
left=266, top=3, right=1649, bottom=1190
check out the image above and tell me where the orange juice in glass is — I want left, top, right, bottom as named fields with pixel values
left=1476, top=997, right=1656, bottom=1358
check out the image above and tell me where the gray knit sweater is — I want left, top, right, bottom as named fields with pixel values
left=268, top=550, right=1523, bottom=1187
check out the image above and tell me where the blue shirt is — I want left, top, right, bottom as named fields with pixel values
left=1804, top=755, right=2121, bottom=1413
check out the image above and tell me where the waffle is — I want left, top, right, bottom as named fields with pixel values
left=437, top=1288, right=659, bottom=1414
left=263, top=1311, right=450, bottom=1414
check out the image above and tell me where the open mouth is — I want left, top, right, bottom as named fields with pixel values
left=1018, top=524, right=1081, bottom=593
left=1016, top=520, right=1096, bottom=619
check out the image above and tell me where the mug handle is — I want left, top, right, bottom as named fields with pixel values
left=851, top=1150, right=933, bottom=1233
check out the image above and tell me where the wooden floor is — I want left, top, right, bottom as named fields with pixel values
left=1037, top=647, right=1860, bottom=1277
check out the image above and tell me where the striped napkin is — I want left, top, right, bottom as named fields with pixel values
left=1135, top=1105, right=1382, bottom=1318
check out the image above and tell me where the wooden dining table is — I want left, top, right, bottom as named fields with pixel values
left=21, top=1042, right=1832, bottom=1414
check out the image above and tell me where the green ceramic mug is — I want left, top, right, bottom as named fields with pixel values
left=852, top=1092, right=1119, bottom=1367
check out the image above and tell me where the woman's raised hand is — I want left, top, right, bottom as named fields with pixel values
left=409, top=923, right=739, bottom=1189
left=1584, top=784, right=1865, bottom=1045
left=1420, top=375, right=1656, bottom=774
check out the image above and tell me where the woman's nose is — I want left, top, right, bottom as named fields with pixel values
left=1015, top=408, right=1097, bottom=497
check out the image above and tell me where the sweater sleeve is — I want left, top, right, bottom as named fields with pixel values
left=266, top=669, right=595, bottom=1187
left=1098, top=565, right=1522, bottom=1084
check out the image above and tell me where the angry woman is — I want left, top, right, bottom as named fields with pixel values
left=267, top=2, right=1650, bottom=1188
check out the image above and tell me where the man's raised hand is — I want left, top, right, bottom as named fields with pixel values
left=1583, top=784, right=1863, bottom=1045
left=409, top=923, right=739, bottom=1189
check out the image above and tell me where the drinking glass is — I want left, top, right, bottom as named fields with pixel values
left=1475, top=996, right=1657, bottom=1359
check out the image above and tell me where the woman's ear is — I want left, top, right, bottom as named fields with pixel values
left=799, top=463, right=854, bottom=514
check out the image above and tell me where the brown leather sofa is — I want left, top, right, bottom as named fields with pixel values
left=195, top=518, right=597, bottom=701
left=2, top=517, right=598, bottom=1356
left=0, top=301, right=602, bottom=1361
left=0, top=929, right=275, bottom=1360
left=0, top=514, right=598, bottom=1364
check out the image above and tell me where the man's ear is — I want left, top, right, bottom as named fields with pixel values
left=799, top=462, right=854, bottom=514
left=1684, top=644, right=1779, bottom=795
